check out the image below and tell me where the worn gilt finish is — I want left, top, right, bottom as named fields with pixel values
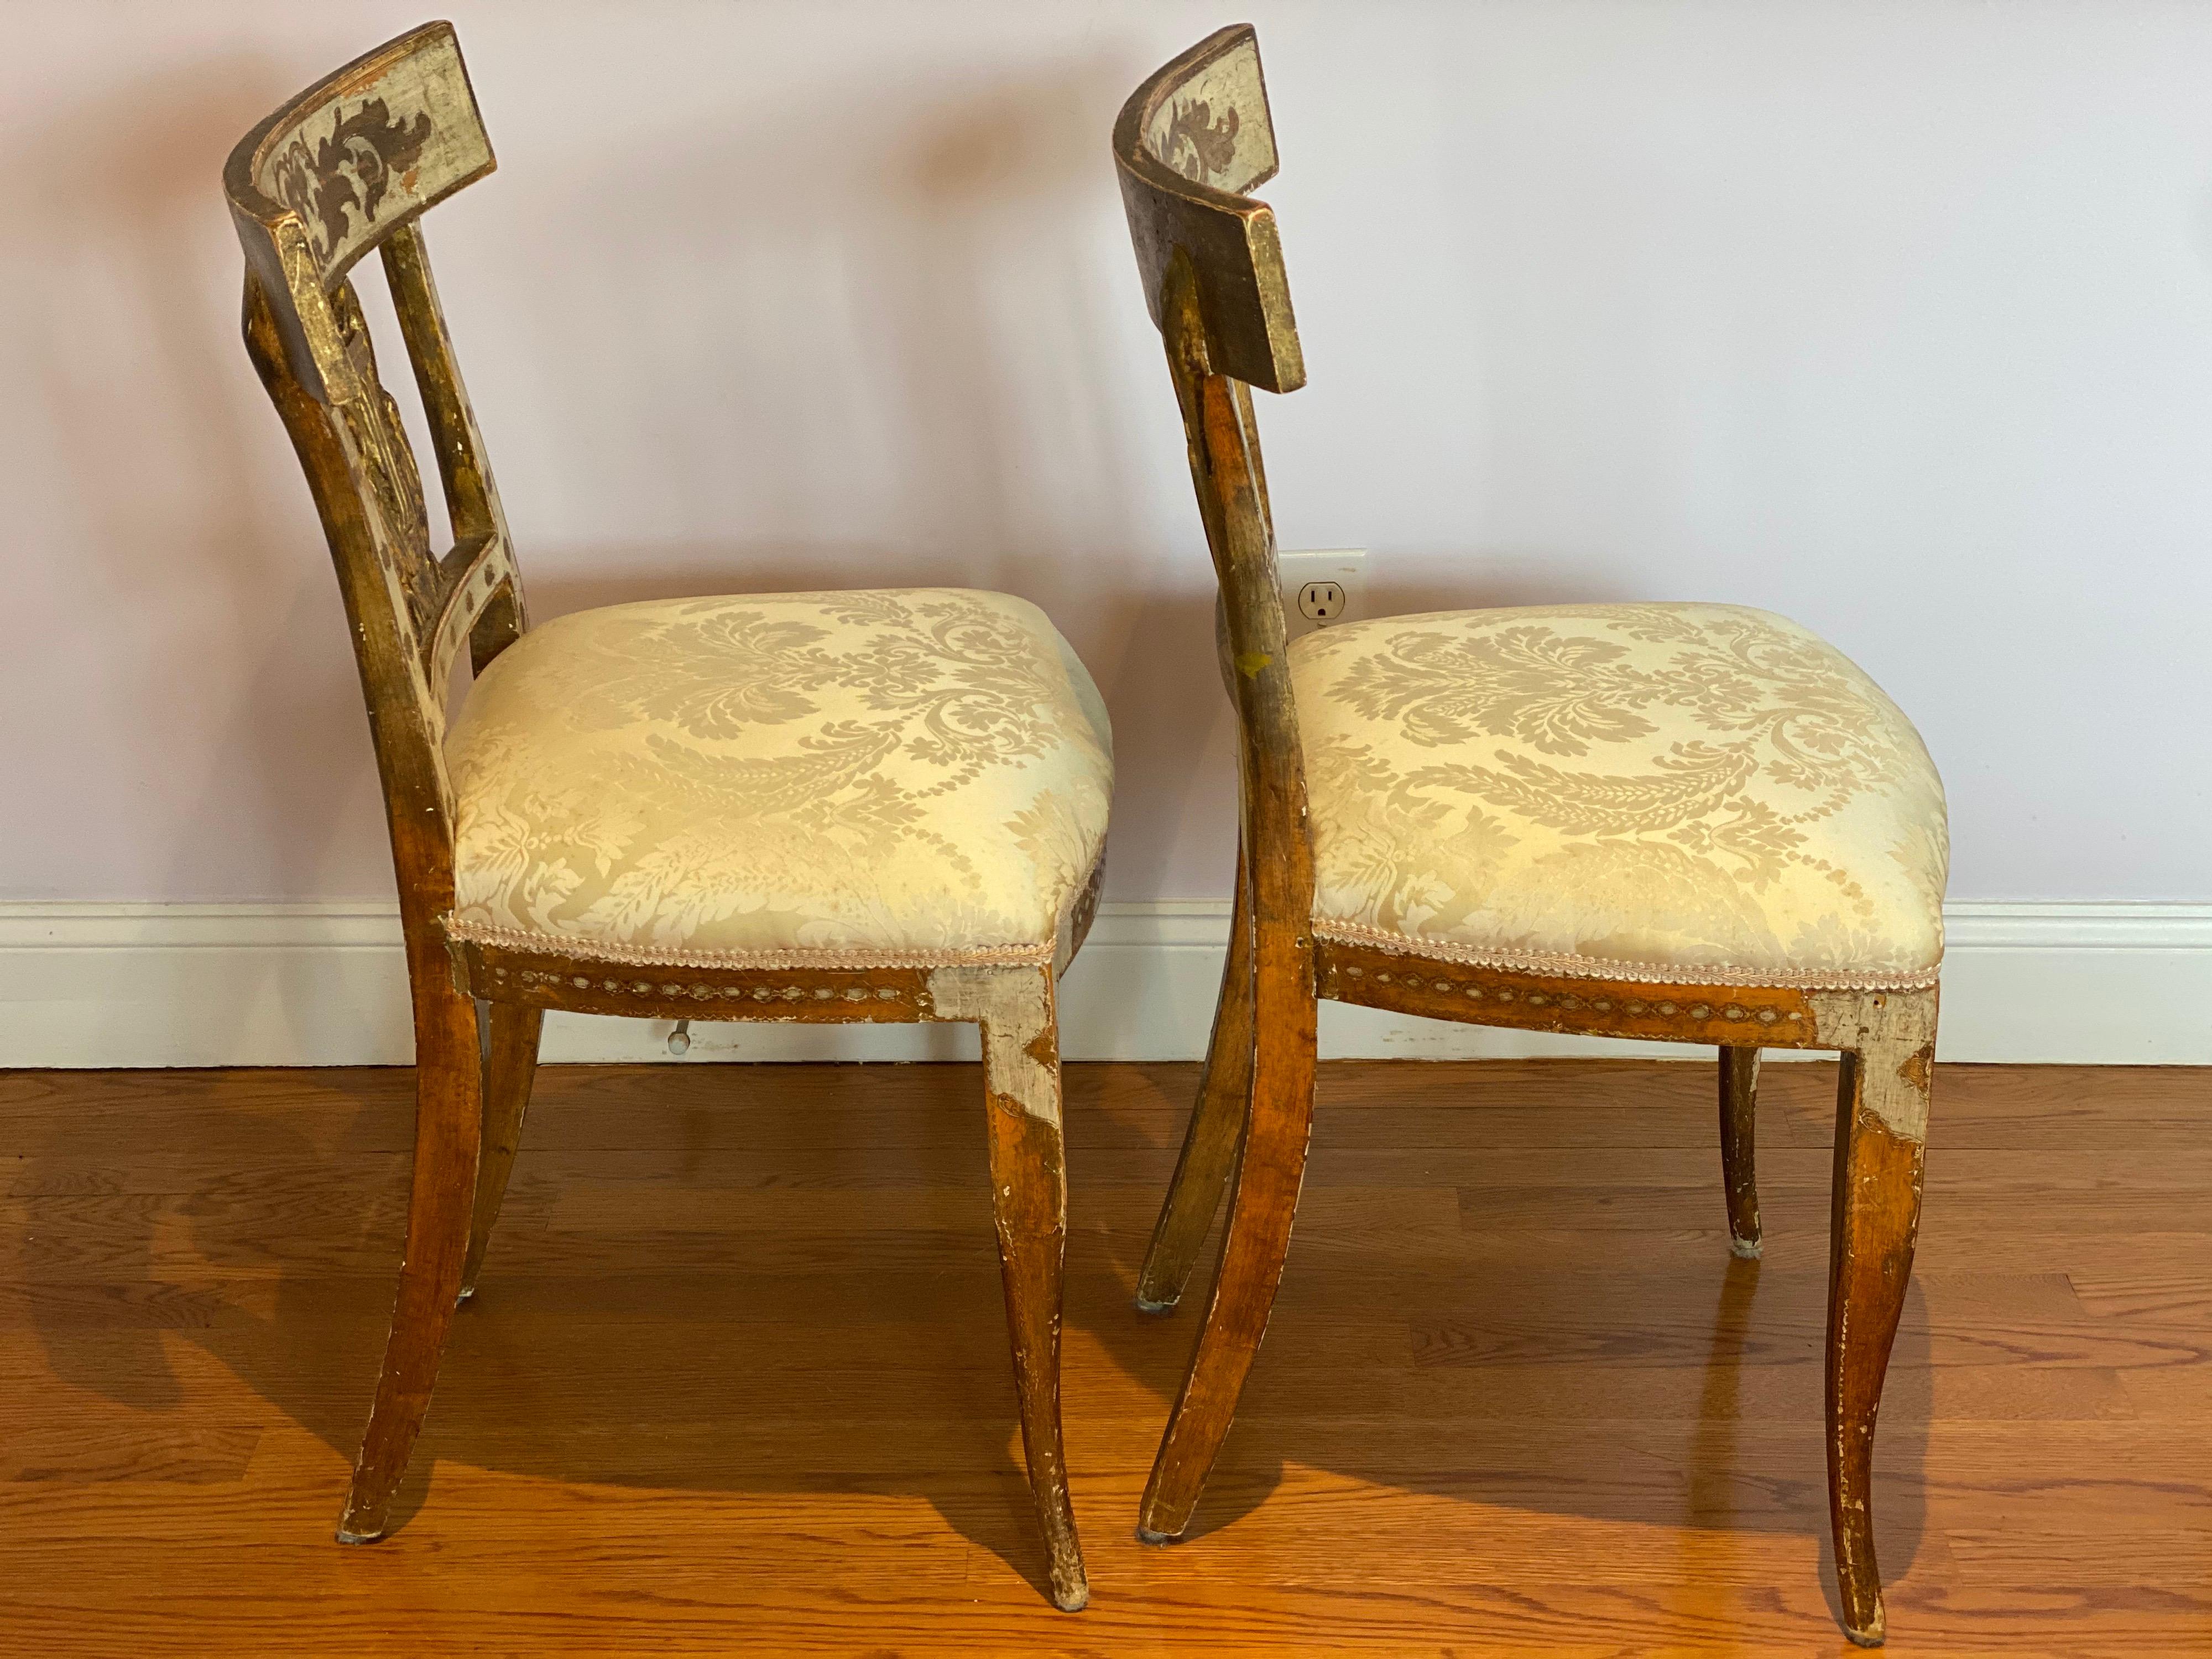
left=227, top=23, right=1089, bottom=1610
left=1117, top=27, right=1940, bottom=1646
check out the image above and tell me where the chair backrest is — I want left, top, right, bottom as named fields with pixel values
left=1115, top=25, right=1303, bottom=395
left=1114, top=26, right=1314, bottom=976
left=225, top=22, right=523, bottom=933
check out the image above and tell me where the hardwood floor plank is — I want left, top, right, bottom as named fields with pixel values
left=0, top=1058, right=2203, bottom=1653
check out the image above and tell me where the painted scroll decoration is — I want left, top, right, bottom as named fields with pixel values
left=252, top=33, right=488, bottom=279
left=1142, top=36, right=1277, bottom=195
left=266, top=98, right=432, bottom=262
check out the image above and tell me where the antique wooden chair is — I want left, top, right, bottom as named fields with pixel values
left=1116, top=27, right=1945, bottom=1647
left=224, top=23, right=1104, bottom=1611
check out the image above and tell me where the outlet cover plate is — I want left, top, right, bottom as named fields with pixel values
left=1279, top=549, right=1368, bottom=639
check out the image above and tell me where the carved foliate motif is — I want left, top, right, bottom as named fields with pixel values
left=326, top=281, right=436, bottom=623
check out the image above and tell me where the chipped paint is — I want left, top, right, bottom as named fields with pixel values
left=1807, top=987, right=1937, bottom=1141
left=926, top=964, right=1062, bottom=1123
left=1898, top=1041, right=1935, bottom=1097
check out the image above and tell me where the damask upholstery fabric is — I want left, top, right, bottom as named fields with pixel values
left=444, top=589, right=1112, bottom=969
left=1291, top=604, right=1947, bottom=989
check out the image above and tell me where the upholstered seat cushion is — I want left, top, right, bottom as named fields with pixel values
left=1291, top=604, right=1947, bottom=989
left=445, top=589, right=1112, bottom=969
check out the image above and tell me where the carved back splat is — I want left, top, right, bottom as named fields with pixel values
left=225, top=22, right=521, bottom=909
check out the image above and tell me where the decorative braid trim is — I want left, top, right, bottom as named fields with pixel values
left=1311, top=919, right=1943, bottom=993
left=442, top=917, right=1055, bottom=973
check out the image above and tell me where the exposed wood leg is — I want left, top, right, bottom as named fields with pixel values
left=1136, top=843, right=1255, bottom=1312
left=1139, top=967, right=1317, bottom=1542
left=977, top=973, right=1088, bottom=1613
left=338, top=982, right=484, bottom=1542
left=1718, top=1045, right=1762, bottom=1258
left=1823, top=992, right=1934, bottom=1647
left=459, top=1002, right=542, bottom=1305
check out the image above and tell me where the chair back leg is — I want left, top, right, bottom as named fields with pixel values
left=460, top=1002, right=544, bottom=1302
left=1138, top=973, right=1316, bottom=1541
left=1137, top=844, right=1256, bottom=1312
left=338, top=980, right=485, bottom=1541
left=1718, top=1045, right=1763, bottom=1258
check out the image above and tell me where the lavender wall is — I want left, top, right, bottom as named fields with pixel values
left=4, top=0, right=2207, bottom=906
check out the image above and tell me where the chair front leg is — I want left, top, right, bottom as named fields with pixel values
left=1718, top=1044, right=1762, bottom=1257
left=1136, top=842, right=1255, bottom=1312
left=1822, top=990, right=1934, bottom=1646
left=973, top=971, right=1088, bottom=1613
left=460, top=1001, right=542, bottom=1303
left=339, top=978, right=484, bottom=1542
left=1139, top=964, right=1316, bottom=1542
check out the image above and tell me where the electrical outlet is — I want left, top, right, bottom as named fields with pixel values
left=1278, top=549, right=1366, bottom=639
left=1297, top=580, right=1345, bottom=622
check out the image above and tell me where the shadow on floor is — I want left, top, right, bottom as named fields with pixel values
left=17, top=1056, right=1931, bottom=1619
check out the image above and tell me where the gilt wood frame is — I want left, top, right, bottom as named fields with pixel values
left=225, top=23, right=1087, bottom=1611
left=1115, top=26, right=1936, bottom=1647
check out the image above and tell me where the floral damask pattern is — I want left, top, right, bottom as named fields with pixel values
left=1292, top=604, right=1947, bottom=987
left=445, top=590, right=1112, bottom=967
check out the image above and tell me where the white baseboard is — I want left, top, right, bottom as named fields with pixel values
left=1, top=900, right=2206, bottom=1068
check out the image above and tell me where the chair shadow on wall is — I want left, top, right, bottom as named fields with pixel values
left=22, top=50, right=1924, bottom=1620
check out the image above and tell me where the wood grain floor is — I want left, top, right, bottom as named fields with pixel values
left=0, top=1058, right=2205, bottom=1655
